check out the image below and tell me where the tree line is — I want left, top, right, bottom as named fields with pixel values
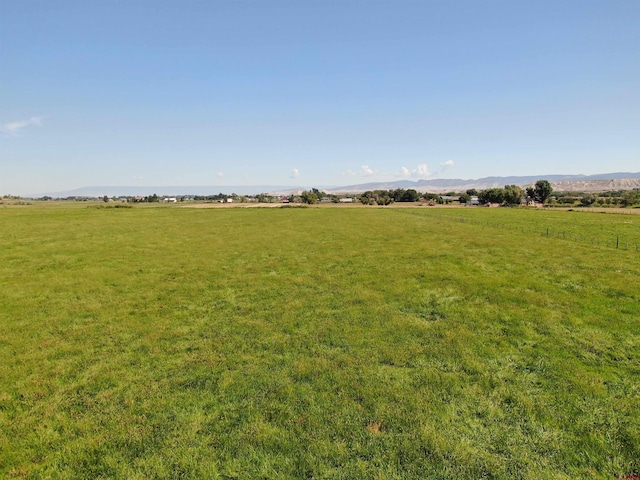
left=469, top=180, right=553, bottom=206
left=354, top=182, right=554, bottom=207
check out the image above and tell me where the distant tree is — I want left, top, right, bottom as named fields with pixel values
left=378, top=191, right=394, bottom=205
left=465, top=189, right=478, bottom=196
left=402, top=189, right=420, bottom=202
left=459, top=193, right=471, bottom=204
left=422, top=193, right=444, bottom=204
left=526, top=187, right=536, bottom=199
left=503, top=185, right=523, bottom=206
left=478, top=188, right=505, bottom=204
left=580, top=194, right=597, bottom=207
left=534, top=180, right=553, bottom=203
left=360, top=190, right=393, bottom=205
left=300, top=190, right=318, bottom=204
left=620, top=190, right=640, bottom=207
left=389, top=189, right=402, bottom=202
left=390, top=188, right=420, bottom=202
left=103, top=195, right=109, bottom=203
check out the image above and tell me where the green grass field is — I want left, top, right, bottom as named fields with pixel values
left=1, top=204, right=638, bottom=479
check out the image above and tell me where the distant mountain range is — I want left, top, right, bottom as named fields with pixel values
left=34, top=185, right=295, bottom=198
left=332, top=172, right=640, bottom=193
left=32, top=172, right=640, bottom=198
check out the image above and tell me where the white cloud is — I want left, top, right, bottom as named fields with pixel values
left=416, top=163, right=429, bottom=176
left=361, top=165, right=376, bottom=176
left=216, top=172, right=224, bottom=178
left=133, top=176, right=143, bottom=181
left=398, top=163, right=430, bottom=178
left=0, top=116, right=44, bottom=136
left=440, top=160, right=455, bottom=169
left=290, top=168, right=300, bottom=179
left=341, top=165, right=382, bottom=177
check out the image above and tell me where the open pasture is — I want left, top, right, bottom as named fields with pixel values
left=406, top=206, right=640, bottom=251
left=1, top=205, right=638, bottom=479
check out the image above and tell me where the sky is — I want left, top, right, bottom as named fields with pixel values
left=1, top=0, right=639, bottom=195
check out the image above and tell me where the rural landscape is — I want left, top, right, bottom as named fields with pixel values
left=1, top=189, right=639, bottom=478
left=2, top=0, right=639, bottom=478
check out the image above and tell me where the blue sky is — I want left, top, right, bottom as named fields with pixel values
left=1, top=0, right=638, bottom=195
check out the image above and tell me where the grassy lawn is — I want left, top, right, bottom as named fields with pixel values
left=1, top=204, right=638, bottom=479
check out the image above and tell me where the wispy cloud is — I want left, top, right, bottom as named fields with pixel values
left=0, top=116, right=44, bottom=136
left=216, top=172, right=224, bottom=178
left=344, top=165, right=379, bottom=177
left=440, top=160, right=455, bottom=169
left=290, top=168, right=300, bottom=179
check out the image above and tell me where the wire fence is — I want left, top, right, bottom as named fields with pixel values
left=396, top=210, right=640, bottom=253
left=542, top=227, right=638, bottom=251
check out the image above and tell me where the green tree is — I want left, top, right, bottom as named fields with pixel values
left=459, top=193, right=471, bottom=204
left=580, top=194, right=597, bottom=207
left=360, top=190, right=393, bottom=206
left=402, top=189, right=420, bottom=202
left=534, top=180, right=553, bottom=203
left=526, top=187, right=535, bottom=199
left=503, top=185, right=523, bottom=206
left=422, top=193, right=444, bottom=204
left=478, top=188, right=505, bottom=204
left=620, top=190, right=640, bottom=207
left=377, top=191, right=394, bottom=205
left=300, top=191, right=318, bottom=204
left=390, top=188, right=420, bottom=202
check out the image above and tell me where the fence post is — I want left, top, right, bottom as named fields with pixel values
left=616, top=236, right=619, bottom=249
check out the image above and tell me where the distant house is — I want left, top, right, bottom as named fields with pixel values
left=164, top=197, right=177, bottom=203
left=468, top=196, right=480, bottom=206
left=226, top=198, right=233, bottom=203
left=339, top=198, right=353, bottom=203
left=524, top=198, right=542, bottom=207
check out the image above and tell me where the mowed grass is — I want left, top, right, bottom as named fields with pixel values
left=1, top=205, right=638, bottom=479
